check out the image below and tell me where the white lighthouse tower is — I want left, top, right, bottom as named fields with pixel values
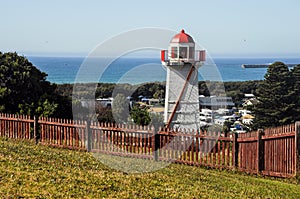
left=161, top=29, right=206, bottom=130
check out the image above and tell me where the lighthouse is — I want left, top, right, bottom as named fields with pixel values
left=161, top=29, right=206, bottom=130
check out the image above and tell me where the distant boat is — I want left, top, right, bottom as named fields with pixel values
left=242, top=63, right=299, bottom=68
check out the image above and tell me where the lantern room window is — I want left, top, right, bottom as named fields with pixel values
left=171, top=47, right=178, bottom=58
left=189, top=47, right=194, bottom=59
left=179, top=47, right=187, bottom=58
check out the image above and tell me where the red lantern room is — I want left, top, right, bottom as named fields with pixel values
left=161, top=29, right=206, bottom=65
left=169, top=29, right=195, bottom=61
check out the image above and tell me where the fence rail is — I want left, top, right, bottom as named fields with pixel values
left=0, top=113, right=300, bottom=178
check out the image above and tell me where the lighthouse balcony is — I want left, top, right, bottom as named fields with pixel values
left=161, top=50, right=206, bottom=65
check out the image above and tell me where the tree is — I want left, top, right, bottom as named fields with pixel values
left=112, top=93, right=130, bottom=123
left=131, top=82, right=165, bottom=100
left=252, top=62, right=295, bottom=129
left=130, top=106, right=151, bottom=126
left=95, top=83, right=115, bottom=98
left=222, top=120, right=234, bottom=133
left=0, top=52, right=72, bottom=118
left=96, top=106, right=115, bottom=123
left=290, top=64, right=300, bottom=122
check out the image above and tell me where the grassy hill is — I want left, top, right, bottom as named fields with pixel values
left=0, top=137, right=299, bottom=198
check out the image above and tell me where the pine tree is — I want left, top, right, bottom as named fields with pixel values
left=252, top=62, right=295, bottom=129
left=112, top=94, right=130, bottom=123
left=290, top=64, right=300, bottom=122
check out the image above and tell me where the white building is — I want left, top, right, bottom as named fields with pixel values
left=244, top=93, right=255, bottom=98
left=199, top=109, right=212, bottom=122
left=238, top=109, right=252, bottom=116
left=96, top=97, right=113, bottom=107
left=199, top=96, right=235, bottom=110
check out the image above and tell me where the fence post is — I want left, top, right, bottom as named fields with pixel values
left=33, top=115, right=39, bottom=144
left=257, top=129, right=264, bottom=174
left=295, top=122, right=300, bottom=177
left=232, top=133, right=239, bottom=168
left=86, top=119, right=92, bottom=152
left=153, top=130, right=159, bottom=161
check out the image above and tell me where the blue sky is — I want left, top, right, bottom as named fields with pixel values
left=1, top=0, right=300, bottom=57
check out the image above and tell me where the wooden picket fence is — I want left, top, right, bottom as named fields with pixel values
left=237, top=124, right=298, bottom=177
left=39, top=117, right=87, bottom=150
left=0, top=113, right=300, bottom=178
left=0, top=114, right=33, bottom=139
left=157, top=130, right=234, bottom=168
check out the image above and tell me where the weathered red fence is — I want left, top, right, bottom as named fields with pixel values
left=1, top=113, right=300, bottom=178
left=262, top=124, right=296, bottom=177
left=90, top=122, right=154, bottom=159
left=238, top=131, right=259, bottom=173
left=39, top=117, right=86, bottom=150
left=157, top=130, right=234, bottom=169
left=237, top=124, right=297, bottom=177
left=0, top=113, right=33, bottom=139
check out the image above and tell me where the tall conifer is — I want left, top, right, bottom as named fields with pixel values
left=252, top=62, right=294, bottom=129
left=290, top=64, right=300, bottom=121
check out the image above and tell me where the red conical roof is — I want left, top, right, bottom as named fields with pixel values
left=170, top=29, right=194, bottom=43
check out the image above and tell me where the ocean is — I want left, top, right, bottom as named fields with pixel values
left=27, top=56, right=300, bottom=84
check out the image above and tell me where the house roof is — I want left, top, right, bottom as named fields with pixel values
left=241, top=114, right=254, bottom=119
left=150, top=107, right=164, bottom=113
left=199, top=96, right=235, bottom=107
left=243, top=98, right=259, bottom=106
left=244, top=93, right=255, bottom=98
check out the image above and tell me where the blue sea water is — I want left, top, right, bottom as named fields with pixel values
left=27, top=56, right=300, bottom=84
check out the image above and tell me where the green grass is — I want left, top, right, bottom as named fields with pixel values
left=0, top=137, right=299, bottom=198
